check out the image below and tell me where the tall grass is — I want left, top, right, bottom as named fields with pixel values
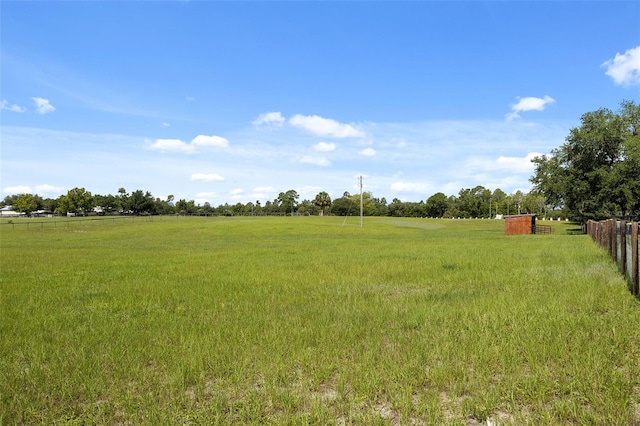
left=1, top=217, right=638, bottom=424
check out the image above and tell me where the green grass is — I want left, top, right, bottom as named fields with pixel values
left=1, top=216, right=639, bottom=424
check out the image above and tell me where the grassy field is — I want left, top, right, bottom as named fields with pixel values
left=1, top=216, right=639, bottom=425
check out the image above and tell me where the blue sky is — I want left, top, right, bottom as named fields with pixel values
left=1, top=1, right=639, bottom=205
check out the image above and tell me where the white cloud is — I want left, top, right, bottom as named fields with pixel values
left=32, top=97, right=56, bottom=114
left=467, top=152, right=543, bottom=173
left=252, top=111, right=285, bottom=126
left=190, top=173, right=224, bottom=182
left=191, top=134, right=229, bottom=148
left=3, top=185, right=32, bottom=194
left=194, top=198, right=215, bottom=206
left=147, top=138, right=195, bottom=154
left=506, top=95, right=555, bottom=121
left=35, top=184, right=65, bottom=195
left=313, top=141, right=336, bottom=152
left=289, top=114, right=365, bottom=138
left=1, top=100, right=26, bottom=113
left=2, top=117, right=570, bottom=204
left=300, top=155, right=331, bottom=166
left=602, top=46, right=640, bottom=87
left=494, top=152, right=542, bottom=172
left=196, top=191, right=217, bottom=198
left=231, top=188, right=244, bottom=195
left=161, top=122, right=171, bottom=128
left=391, top=182, right=429, bottom=193
left=250, top=188, right=274, bottom=199
left=147, top=134, right=228, bottom=153
left=299, top=185, right=323, bottom=196
left=359, top=148, right=376, bottom=156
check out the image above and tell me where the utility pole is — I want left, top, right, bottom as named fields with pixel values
left=359, top=176, right=363, bottom=228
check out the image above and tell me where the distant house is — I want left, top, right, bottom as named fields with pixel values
left=32, top=209, right=54, bottom=218
left=504, top=214, right=537, bottom=235
left=0, top=206, right=25, bottom=218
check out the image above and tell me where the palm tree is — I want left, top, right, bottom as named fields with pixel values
left=313, top=191, right=332, bottom=216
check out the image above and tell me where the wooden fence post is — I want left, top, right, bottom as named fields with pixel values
left=610, top=219, right=617, bottom=262
left=620, top=220, right=627, bottom=276
left=632, top=222, right=639, bottom=296
left=605, top=220, right=608, bottom=255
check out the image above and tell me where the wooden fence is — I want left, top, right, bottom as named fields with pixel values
left=535, top=224, right=554, bottom=234
left=585, top=219, right=639, bottom=297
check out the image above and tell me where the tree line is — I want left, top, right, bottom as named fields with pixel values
left=3, top=186, right=556, bottom=219
left=4, top=101, right=638, bottom=223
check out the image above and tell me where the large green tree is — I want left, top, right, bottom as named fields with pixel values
left=358, top=192, right=379, bottom=216
left=125, top=190, right=155, bottom=215
left=13, top=194, right=37, bottom=216
left=531, top=100, right=640, bottom=222
left=425, top=192, right=448, bottom=217
left=388, top=198, right=405, bottom=217
left=457, top=186, right=491, bottom=218
left=277, top=190, right=299, bottom=215
left=93, top=193, right=121, bottom=214
left=57, top=187, right=93, bottom=216
left=331, top=194, right=356, bottom=216
left=491, top=189, right=507, bottom=217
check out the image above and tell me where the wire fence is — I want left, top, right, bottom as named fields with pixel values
left=585, top=219, right=640, bottom=297
left=0, top=215, right=167, bottom=230
left=0, top=213, right=290, bottom=231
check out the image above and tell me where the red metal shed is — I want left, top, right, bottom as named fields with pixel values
left=505, top=214, right=537, bottom=235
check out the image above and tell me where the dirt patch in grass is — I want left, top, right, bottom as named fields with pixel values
left=376, top=220, right=446, bottom=230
